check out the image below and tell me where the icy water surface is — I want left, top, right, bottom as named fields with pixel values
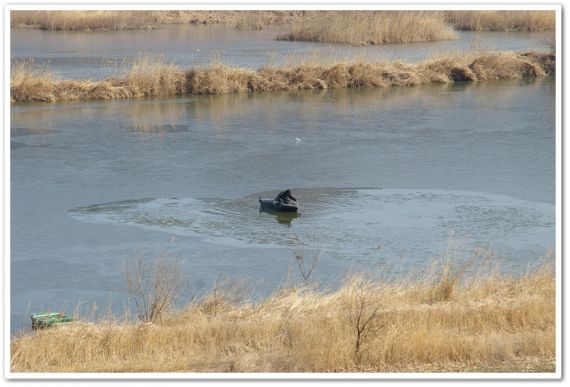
left=69, top=188, right=553, bottom=260
left=11, top=24, right=554, bottom=79
left=10, top=74, right=555, bottom=332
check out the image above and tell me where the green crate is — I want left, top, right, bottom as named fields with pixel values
left=31, top=312, right=73, bottom=330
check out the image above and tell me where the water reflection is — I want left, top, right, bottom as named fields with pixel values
left=11, top=103, right=105, bottom=129
left=9, top=77, right=552, bottom=141
left=259, top=209, right=300, bottom=227
left=11, top=108, right=58, bottom=134
left=11, top=127, right=54, bottom=137
left=188, top=83, right=457, bottom=126
left=11, top=141, right=26, bottom=150
left=126, top=98, right=189, bottom=133
left=188, top=78, right=548, bottom=127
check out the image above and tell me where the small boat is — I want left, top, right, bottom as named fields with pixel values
left=259, top=198, right=299, bottom=213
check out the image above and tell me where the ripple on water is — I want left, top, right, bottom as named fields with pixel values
left=11, top=127, right=55, bottom=137
left=68, top=188, right=555, bottom=259
left=127, top=124, right=190, bottom=134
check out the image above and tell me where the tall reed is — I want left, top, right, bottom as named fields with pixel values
left=10, top=51, right=555, bottom=103
left=445, top=11, right=555, bottom=32
left=10, top=257, right=555, bottom=373
left=10, top=61, right=57, bottom=103
left=11, top=11, right=555, bottom=32
left=124, top=54, right=187, bottom=97
left=277, top=11, right=456, bottom=45
left=10, top=10, right=305, bottom=30
left=10, top=10, right=161, bottom=30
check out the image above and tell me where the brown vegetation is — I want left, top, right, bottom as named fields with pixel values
left=10, top=10, right=305, bottom=30
left=10, top=51, right=555, bottom=103
left=123, top=254, right=186, bottom=323
left=277, top=11, right=456, bottom=45
left=10, top=256, right=555, bottom=373
left=11, top=10, right=555, bottom=34
left=445, top=11, right=555, bottom=32
left=10, top=10, right=161, bottom=30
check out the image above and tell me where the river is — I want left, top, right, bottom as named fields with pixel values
left=10, top=25, right=556, bottom=332
left=11, top=24, right=553, bottom=79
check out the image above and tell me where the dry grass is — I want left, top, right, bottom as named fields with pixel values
left=11, top=10, right=555, bottom=33
left=124, top=54, right=187, bottom=97
left=277, top=11, right=456, bottom=45
left=10, top=50, right=555, bottom=103
left=10, top=10, right=161, bottom=30
left=10, top=10, right=305, bottom=30
left=10, top=256, right=555, bottom=373
left=10, top=61, right=57, bottom=103
left=445, top=11, right=555, bottom=32
left=234, top=12, right=269, bottom=31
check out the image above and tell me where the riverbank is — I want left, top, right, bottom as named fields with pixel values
left=11, top=10, right=555, bottom=33
left=10, top=258, right=555, bottom=373
left=10, top=51, right=555, bottom=103
left=9, top=10, right=306, bottom=30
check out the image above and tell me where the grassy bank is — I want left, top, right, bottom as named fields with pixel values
left=10, top=10, right=162, bottom=30
left=10, top=10, right=305, bottom=30
left=11, top=257, right=555, bottom=373
left=11, top=10, right=555, bottom=35
left=10, top=51, right=555, bottom=103
left=445, top=11, right=555, bottom=32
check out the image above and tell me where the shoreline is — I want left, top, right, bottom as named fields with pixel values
left=10, top=10, right=556, bottom=33
left=11, top=258, right=555, bottom=373
left=10, top=51, right=555, bottom=104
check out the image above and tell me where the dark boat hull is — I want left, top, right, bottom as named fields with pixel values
left=259, top=198, right=299, bottom=212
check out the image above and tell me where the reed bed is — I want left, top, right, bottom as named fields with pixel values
left=10, top=10, right=161, bottom=30
left=11, top=10, right=555, bottom=33
left=10, top=10, right=305, bottom=30
left=277, top=11, right=456, bottom=45
left=445, top=11, right=555, bottom=32
left=10, top=51, right=555, bottom=103
left=10, top=258, right=555, bottom=373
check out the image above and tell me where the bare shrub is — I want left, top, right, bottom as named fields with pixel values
left=292, top=243, right=321, bottom=286
left=123, top=253, right=186, bottom=323
left=341, top=275, right=383, bottom=363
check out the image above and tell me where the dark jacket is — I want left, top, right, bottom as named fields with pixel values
left=275, top=189, right=296, bottom=203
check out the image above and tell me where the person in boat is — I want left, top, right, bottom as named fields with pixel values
left=275, top=189, right=297, bottom=204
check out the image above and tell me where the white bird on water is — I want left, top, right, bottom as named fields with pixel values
left=295, top=137, right=301, bottom=143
